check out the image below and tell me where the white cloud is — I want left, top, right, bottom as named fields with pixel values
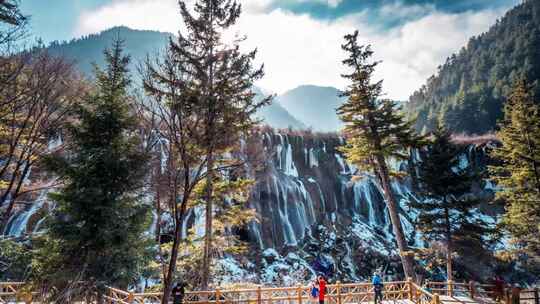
left=75, top=0, right=181, bottom=35
left=74, top=0, right=508, bottom=100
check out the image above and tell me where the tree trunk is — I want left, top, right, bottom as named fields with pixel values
left=444, top=207, right=453, bottom=281
left=375, top=153, right=417, bottom=281
left=96, top=290, right=104, bottom=304
left=161, top=193, right=190, bottom=304
left=446, top=246, right=453, bottom=282
left=162, top=225, right=180, bottom=304
left=201, top=153, right=215, bottom=291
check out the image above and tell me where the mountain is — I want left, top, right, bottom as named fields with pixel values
left=276, top=85, right=345, bottom=132
left=47, top=26, right=172, bottom=76
left=46, top=26, right=306, bottom=130
left=252, top=87, right=306, bottom=129
left=406, top=0, right=540, bottom=135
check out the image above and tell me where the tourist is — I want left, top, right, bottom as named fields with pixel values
left=172, top=281, right=186, bottom=304
left=511, top=284, right=521, bottom=304
left=493, top=275, right=505, bottom=302
left=310, top=279, right=319, bottom=304
left=373, top=271, right=384, bottom=304
left=318, top=275, right=327, bottom=304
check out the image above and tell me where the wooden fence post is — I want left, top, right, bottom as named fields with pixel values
left=257, top=286, right=262, bottom=304
left=447, top=280, right=453, bottom=297
left=433, top=293, right=440, bottom=304
left=407, top=278, right=414, bottom=300
left=216, top=289, right=221, bottom=304
left=127, top=292, right=134, bottom=304
left=534, top=288, right=539, bottom=304
left=337, top=281, right=342, bottom=304
left=469, top=281, right=475, bottom=299
left=298, top=285, right=303, bottom=304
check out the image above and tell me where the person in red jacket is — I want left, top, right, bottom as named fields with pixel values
left=318, top=275, right=327, bottom=304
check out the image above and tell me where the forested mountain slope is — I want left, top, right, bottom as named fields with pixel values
left=406, top=0, right=540, bottom=134
left=46, top=26, right=306, bottom=130
left=47, top=26, right=172, bottom=76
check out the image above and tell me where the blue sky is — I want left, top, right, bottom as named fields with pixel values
left=20, top=0, right=109, bottom=42
left=19, top=0, right=520, bottom=98
left=20, top=0, right=517, bottom=43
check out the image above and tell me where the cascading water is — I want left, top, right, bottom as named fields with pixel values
left=2, top=130, right=498, bottom=284
left=4, top=190, right=48, bottom=236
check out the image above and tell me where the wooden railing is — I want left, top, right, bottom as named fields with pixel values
left=2, top=280, right=538, bottom=304
left=0, top=282, right=37, bottom=304
left=105, top=280, right=439, bottom=304
left=515, top=288, right=539, bottom=304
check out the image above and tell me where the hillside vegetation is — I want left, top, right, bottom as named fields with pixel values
left=407, top=0, right=540, bottom=135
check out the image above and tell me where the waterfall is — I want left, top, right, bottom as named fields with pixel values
left=4, top=129, right=498, bottom=282
left=5, top=190, right=48, bottom=236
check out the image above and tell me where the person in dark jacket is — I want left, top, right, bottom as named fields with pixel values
left=172, top=281, right=186, bottom=304
left=372, top=272, right=384, bottom=304
left=493, top=276, right=505, bottom=302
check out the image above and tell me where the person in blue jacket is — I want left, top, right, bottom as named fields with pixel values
left=372, top=272, right=384, bottom=304
left=309, top=279, right=319, bottom=304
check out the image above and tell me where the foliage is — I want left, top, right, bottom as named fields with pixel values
left=142, top=0, right=271, bottom=294
left=407, top=0, right=540, bottom=134
left=0, top=51, right=83, bottom=233
left=412, top=125, right=492, bottom=280
left=0, top=239, right=32, bottom=280
left=337, top=30, right=425, bottom=280
left=489, top=78, right=540, bottom=272
left=175, top=177, right=256, bottom=286
left=0, top=1, right=25, bottom=26
left=338, top=32, right=425, bottom=176
left=32, top=41, right=151, bottom=299
left=0, top=0, right=27, bottom=49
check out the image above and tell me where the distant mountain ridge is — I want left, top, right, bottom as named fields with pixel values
left=406, top=0, right=540, bottom=134
left=276, top=85, right=345, bottom=132
left=45, top=26, right=323, bottom=130
left=47, top=26, right=172, bottom=76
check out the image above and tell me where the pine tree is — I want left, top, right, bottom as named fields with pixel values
left=489, top=78, right=540, bottom=262
left=33, top=41, right=151, bottom=302
left=174, top=175, right=256, bottom=285
left=337, top=31, right=425, bottom=280
left=413, top=125, right=490, bottom=281
left=146, top=0, right=270, bottom=294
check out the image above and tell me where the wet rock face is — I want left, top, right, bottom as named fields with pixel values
left=244, top=131, right=496, bottom=282
left=4, top=130, right=497, bottom=282
left=247, top=132, right=416, bottom=251
left=242, top=132, right=416, bottom=281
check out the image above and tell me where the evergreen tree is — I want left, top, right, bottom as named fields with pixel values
left=337, top=31, right=425, bottom=280
left=413, top=125, right=490, bottom=281
left=407, top=0, right=540, bottom=134
left=33, top=41, right=151, bottom=302
left=145, top=0, right=270, bottom=294
left=490, top=78, right=540, bottom=265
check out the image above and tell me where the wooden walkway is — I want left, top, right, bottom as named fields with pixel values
left=1, top=280, right=537, bottom=304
